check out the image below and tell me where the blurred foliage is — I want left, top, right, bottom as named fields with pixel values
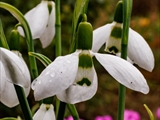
left=0, top=0, right=159, bottom=120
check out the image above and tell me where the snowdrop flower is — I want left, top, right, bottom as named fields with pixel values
left=18, top=0, right=55, bottom=48
left=0, top=48, right=31, bottom=107
left=92, top=1, right=154, bottom=72
left=33, top=104, right=55, bottom=120
left=32, top=21, right=149, bottom=104
left=124, top=110, right=140, bottom=120
left=95, top=115, right=113, bottom=120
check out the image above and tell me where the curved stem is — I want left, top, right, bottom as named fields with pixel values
left=117, top=0, right=132, bottom=120
left=0, top=2, right=38, bottom=79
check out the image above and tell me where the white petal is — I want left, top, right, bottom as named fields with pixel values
left=33, top=104, right=46, bottom=120
left=94, top=53, right=149, bottom=94
left=40, top=2, right=56, bottom=48
left=44, top=104, right=56, bottom=120
left=92, top=22, right=114, bottom=52
left=18, top=1, right=49, bottom=39
left=0, top=79, right=30, bottom=108
left=32, top=52, right=79, bottom=101
left=0, top=61, right=6, bottom=92
left=56, top=68, right=98, bottom=104
left=0, top=48, right=30, bottom=88
left=128, top=28, right=154, bottom=72
left=0, top=61, right=30, bottom=107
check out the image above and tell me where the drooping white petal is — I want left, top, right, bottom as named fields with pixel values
left=44, top=104, right=56, bottom=120
left=94, top=53, right=149, bottom=94
left=18, top=1, right=49, bottom=39
left=0, top=74, right=30, bottom=108
left=128, top=28, right=154, bottom=72
left=116, top=53, right=133, bottom=64
left=32, top=52, right=79, bottom=101
left=33, top=104, right=46, bottom=120
left=0, top=48, right=30, bottom=88
left=92, top=22, right=114, bottom=52
left=56, top=68, right=98, bottom=104
left=40, top=1, right=56, bottom=48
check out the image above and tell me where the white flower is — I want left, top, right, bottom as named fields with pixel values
left=18, top=1, right=55, bottom=48
left=32, top=49, right=149, bottom=104
left=92, top=21, right=154, bottom=72
left=0, top=48, right=31, bottom=107
left=33, top=104, right=55, bottom=120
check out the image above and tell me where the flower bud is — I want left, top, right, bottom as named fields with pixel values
left=9, top=29, right=20, bottom=50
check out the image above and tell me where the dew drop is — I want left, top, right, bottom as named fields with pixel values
left=50, top=72, right=55, bottom=77
left=31, top=79, right=37, bottom=90
left=38, top=80, right=41, bottom=84
left=66, top=60, right=71, bottom=64
left=45, top=71, right=50, bottom=75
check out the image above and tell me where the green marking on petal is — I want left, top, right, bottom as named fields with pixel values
left=79, top=53, right=93, bottom=68
left=108, top=46, right=119, bottom=53
left=48, top=2, right=52, bottom=14
left=110, top=27, right=122, bottom=39
left=77, top=78, right=91, bottom=86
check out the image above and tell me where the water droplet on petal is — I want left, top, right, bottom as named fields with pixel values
left=66, top=60, right=71, bottom=64
left=31, top=79, right=37, bottom=90
left=38, top=80, right=41, bottom=84
left=50, top=72, right=55, bottom=77
left=45, top=71, right=50, bottom=75
left=49, top=80, right=52, bottom=82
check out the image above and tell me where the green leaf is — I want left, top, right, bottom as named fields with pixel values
left=0, top=117, right=22, bottom=120
left=70, top=0, right=89, bottom=53
left=29, top=52, right=52, bottom=67
left=144, top=104, right=155, bottom=120
left=0, top=19, right=9, bottom=49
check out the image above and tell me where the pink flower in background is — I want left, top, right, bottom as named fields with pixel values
left=64, top=116, right=83, bottom=120
left=156, top=107, right=160, bottom=119
left=124, top=110, right=140, bottom=120
left=95, top=115, right=113, bottom=120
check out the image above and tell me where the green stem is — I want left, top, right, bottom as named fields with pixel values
left=14, top=85, right=33, bottom=120
left=55, top=0, right=61, bottom=57
left=67, top=104, right=79, bottom=120
left=117, top=0, right=132, bottom=120
left=54, top=0, right=64, bottom=119
left=0, top=2, right=38, bottom=79
left=56, top=102, right=66, bottom=120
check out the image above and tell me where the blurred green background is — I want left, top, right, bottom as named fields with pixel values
left=0, top=0, right=159, bottom=120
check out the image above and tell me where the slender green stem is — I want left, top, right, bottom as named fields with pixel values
left=54, top=0, right=65, bottom=119
left=14, top=85, right=33, bottom=120
left=0, top=2, right=38, bottom=79
left=67, top=104, right=79, bottom=120
left=117, top=0, right=132, bottom=120
left=56, top=102, right=66, bottom=120
left=55, top=0, right=61, bottom=57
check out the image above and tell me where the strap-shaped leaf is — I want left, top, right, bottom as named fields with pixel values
left=29, top=52, right=52, bottom=67
left=0, top=19, right=9, bottom=49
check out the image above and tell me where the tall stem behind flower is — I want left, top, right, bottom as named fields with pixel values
left=117, top=0, right=132, bottom=120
